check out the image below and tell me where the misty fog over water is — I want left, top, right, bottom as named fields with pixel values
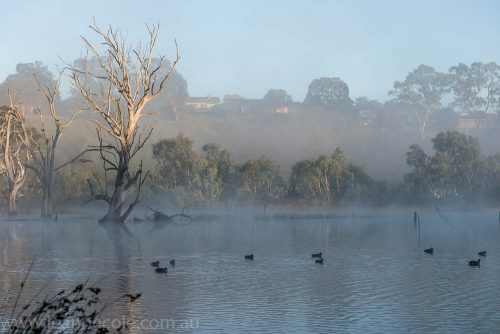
left=2, top=1, right=500, bottom=333
left=1, top=211, right=500, bottom=333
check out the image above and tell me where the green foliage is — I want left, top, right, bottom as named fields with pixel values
left=330, top=147, right=353, bottom=201
left=289, top=159, right=318, bottom=201
left=289, top=147, right=382, bottom=206
left=202, top=143, right=232, bottom=200
left=449, top=62, right=500, bottom=115
left=354, top=97, right=383, bottom=112
left=0, top=61, right=55, bottom=108
left=390, top=65, right=449, bottom=110
left=403, top=144, right=431, bottom=203
left=431, top=131, right=484, bottom=201
left=404, top=131, right=487, bottom=206
left=9, top=61, right=54, bottom=85
left=234, top=157, right=287, bottom=205
left=262, top=89, right=292, bottom=108
left=152, top=134, right=200, bottom=190
left=152, top=135, right=232, bottom=206
left=483, top=154, right=500, bottom=204
left=304, top=77, right=352, bottom=108
left=389, top=65, right=450, bottom=138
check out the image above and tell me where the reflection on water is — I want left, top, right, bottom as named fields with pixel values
left=1, top=211, right=500, bottom=333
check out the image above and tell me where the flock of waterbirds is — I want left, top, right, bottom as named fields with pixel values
left=151, top=247, right=483, bottom=275
left=150, top=259, right=175, bottom=274
left=415, top=210, right=490, bottom=268
left=147, top=211, right=494, bottom=275
left=148, top=251, right=324, bottom=275
left=244, top=252, right=324, bottom=264
left=225, top=252, right=326, bottom=263
left=424, top=247, right=487, bottom=267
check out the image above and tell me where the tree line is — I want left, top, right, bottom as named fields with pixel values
left=1, top=117, right=500, bottom=215
left=1, top=22, right=500, bottom=220
left=147, top=131, right=500, bottom=210
left=303, top=62, right=500, bottom=139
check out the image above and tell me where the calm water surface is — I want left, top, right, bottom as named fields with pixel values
left=1, top=211, right=500, bottom=333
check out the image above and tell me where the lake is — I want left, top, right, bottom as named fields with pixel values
left=1, top=210, right=500, bottom=333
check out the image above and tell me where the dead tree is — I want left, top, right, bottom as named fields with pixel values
left=0, top=91, right=31, bottom=216
left=68, top=22, right=179, bottom=223
left=28, top=71, right=86, bottom=218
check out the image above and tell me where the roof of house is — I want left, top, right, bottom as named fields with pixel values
left=185, top=96, right=220, bottom=104
left=223, top=98, right=263, bottom=105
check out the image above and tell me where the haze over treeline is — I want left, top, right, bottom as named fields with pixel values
left=1, top=18, right=500, bottom=217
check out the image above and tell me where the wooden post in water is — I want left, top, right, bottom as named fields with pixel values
left=414, top=211, right=418, bottom=224
left=416, top=214, right=421, bottom=247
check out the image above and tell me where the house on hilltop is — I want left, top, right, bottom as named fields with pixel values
left=223, top=97, right=263, bottom=113
left=457, top=112, right=497, bottom=134
left=184, top=96, right=220, bottom=111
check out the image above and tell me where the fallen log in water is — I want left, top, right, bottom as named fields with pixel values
left=146, top=207, right=192, bottom=231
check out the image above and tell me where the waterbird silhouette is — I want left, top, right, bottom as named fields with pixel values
left=150, top=261, right=160, bottom=267
left=315, top=258, right=324, bottom=264
left=468, top=259, right=481, bottom=267
left=244, top=254, right=254, bottom=260
left=155, top=267, right=168, bottom=274
left=424, top=247, right=433, bottom=254
left=311, top=252, right=322, bottom=258
left=478, top=251, right=486, bottom=257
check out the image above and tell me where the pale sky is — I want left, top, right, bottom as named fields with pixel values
left=2, top=0, right=500, bottom=101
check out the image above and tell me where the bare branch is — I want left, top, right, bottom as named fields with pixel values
left=67, top=22, right=178, bottom=222
left=54, top=149, right=92, bottom=172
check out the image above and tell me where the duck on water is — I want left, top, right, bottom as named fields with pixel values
left=468, top=259, right=481, bottom=267
left=155, top=267, right=168, bottom=274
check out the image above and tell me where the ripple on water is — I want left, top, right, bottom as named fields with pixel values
left=2, top=212, right=500, bottom=333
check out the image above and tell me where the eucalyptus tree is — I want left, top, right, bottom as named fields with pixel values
left=0, top=61, right=53, bottom=110
left=236, top=157, right=287, bottom=210
left=404, top=131, right=486, bottom=206
left=390, top=65, right=450, bottom=140
left=262, top=89, right=292, bottom=108
left=68, top=22, right=179, bottom=223
left=289, top=159, right=317, bottom=201
left=152, top=134, right=200, bottom=191
left=152, top=135, right=234, bottom=204
left=430, top=131, right=484, bottom=205
left=403, top=144, right=431, bottom=203
left=304, top=77, right=352, bottom=108
left=448, top=62, right=500, bottom=115
left=0, top=91, right=31, bottom=215
left=28, top=71, right=86, bottom=218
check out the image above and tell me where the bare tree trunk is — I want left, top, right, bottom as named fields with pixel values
left=101, top=155, right=129, bottom=222
left=29, top=71, right=85, bottom=219
left=0, top=91, right=31, bottom=217
left=8, top=184, right=21, bottom=216
left=40, top=159, right=55, bottom=218
left=69, top=22, right=179, bottom=224
left=415, top=108, right=431, bottom=141
left=41, top=184, right=53, bottom=218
